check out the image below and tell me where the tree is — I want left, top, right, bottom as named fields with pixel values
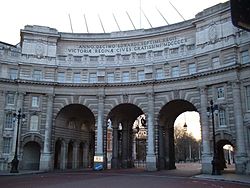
left=174, top=126, right=201, bottom=162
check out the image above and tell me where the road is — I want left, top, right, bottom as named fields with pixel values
left=0, top=169, right=249, bottom=188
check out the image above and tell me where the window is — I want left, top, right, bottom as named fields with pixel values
left=3, top=137, right=11, bottom=154
left=122, top=71, right=130, bottom=82
left=57, top=72, right=65, bottom=82
left=6, top=93, right=15, bottom=105
left=107, top=72, right=115, bottom=83
left=137, top=70, right=144, bottom=81
left=212, top=57, right=220, bottom=68
left=171, top=66, right=179, bottom=78
left=9, top=68, right=18, bottom=79
left=246, top=86, right=250, bottom=111
left=217, top=87, right=225, bottom=99
left=31, top=96, right=39, bottom=107
left=33, top=70, right=42, bottom=81
left=155, top=68, right=164, bottom=80
left=89, top=73, right=97, bottom=83
left=241, top=51, right=250, bottom=64
left=73, top=72, right=81, bottom=83
left=188, top=63, right=196, bottom=75
left=30, top=115, right=39, bottom=131
left=218, top=109, right=226, bottom=127
left=5, top=113, right=13, bottom=129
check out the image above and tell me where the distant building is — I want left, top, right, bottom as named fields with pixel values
left=0, top=1, right=250, bottom=174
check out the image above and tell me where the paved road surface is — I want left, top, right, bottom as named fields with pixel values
left=0, top=169, right=249, bottom=188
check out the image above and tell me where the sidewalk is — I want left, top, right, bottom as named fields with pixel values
left=194, top=173, right=250, bottom=185
left=0, top=170, right=45, bottom=176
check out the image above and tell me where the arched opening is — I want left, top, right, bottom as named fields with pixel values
left=22, top=141, right=41, bottom=170
left=54, top=104, right=95, bottom=170
left=106, top=103, right=144, bottom=169
left=174, top=112, right=201, bottom=170
left=217, top=140, right=235, bottom=173
left=158, top=99, right=199, bottom=170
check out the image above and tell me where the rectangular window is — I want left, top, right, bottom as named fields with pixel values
left=241, top=50, right=250, bottom=64
left=33, top=70, right=42, bottom=81
left=246, top=86, right=250, bottom=111
left=30, top=115, right=39, bottom=131
left=6, top=93, right=15, bottom=105
left=212, top=57, right=220, bottom=68
left=57, top=72, right=65, bottom=82
left=3, top=137, right=11, bottom=154
left=156, top=68, right=164, bottom=80
left=188, top=63, right=196, bottom=75
left=217, top=87, right=225, bottom=99
left=5, top=113, right=13, bottom=129
left=137, top=70, right=144, bottom=81
left=218, top=109, right=226, bottom=127
left=107, top=72, right=115, bottom=83
left=73, top=72, right=81, bottom=83
left=89, top=73, right=97, bottom=83
left=31, top=96, right=39, bottom=107
left=171, top=66, right=179, bottom=78
left=9, top=68, right=18, bottom=79
left=122, top=71, right=130, bottom=82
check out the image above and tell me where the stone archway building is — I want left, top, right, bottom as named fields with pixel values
left=0, top=2, right=250, bottom=174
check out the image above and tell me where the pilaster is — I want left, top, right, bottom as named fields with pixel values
left=146, top=91, right=157, bottom=171
left=232, top=81, right=247, bottom=173
left=200, top=86, right=213, bottom=174
left=40, top=94, right=54, bottom=171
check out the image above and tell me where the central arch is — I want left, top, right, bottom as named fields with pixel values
left=107, top=103, right=144, bottom=169
left=158, top=99, right=198, bottom=170
left=53, top=104, right=95, bottom=170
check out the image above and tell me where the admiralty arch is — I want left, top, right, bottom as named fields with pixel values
left=0, top=2, right=250, bottom=174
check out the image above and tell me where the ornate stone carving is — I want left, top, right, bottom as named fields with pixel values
left=208, top=24, right=218, bottom=42
left=35, top=43, right=45, bottom=57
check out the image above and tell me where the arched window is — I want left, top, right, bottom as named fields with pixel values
left=30, top=115, right=39, bottom=131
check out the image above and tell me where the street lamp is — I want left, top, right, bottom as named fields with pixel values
left=10, top=108, right=25, bottom=173
left=118, top=123, right=122, bottom=168
left=207, top=100, right=221, bottom=175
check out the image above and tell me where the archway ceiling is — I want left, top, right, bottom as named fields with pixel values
left=159, top=100, right=197, bottom=126
left=56, top=104, right=95, bottom=128
left=108, top=103, right=144, bottom=123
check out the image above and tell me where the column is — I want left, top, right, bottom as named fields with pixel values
left=95, top=94, right=105, bottom=169
left=72, top=142, right=78, bottom=169
left=200, top=86, right=212, bottom=174
left=232, top=82, right=247, bottom=173
left=146, top=91, right=157, bottom=171
left=158, top=126, right=165, bottom=170
left=83, top=143, right=89, bottom=168
left=122, top=122, right=129, bottom=168
left=61, top=141, right=67, bottom=169
left=40, top=94, right=54, bottom=171
left=111, top=123, right=119, bottom=168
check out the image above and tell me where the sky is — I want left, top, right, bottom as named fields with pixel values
left=1, top=0, right=228, bottom=45
left=174, top=112, right=201, bottom=140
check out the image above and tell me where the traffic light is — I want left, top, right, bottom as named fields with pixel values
left=230, top=0, right=250, bottom=32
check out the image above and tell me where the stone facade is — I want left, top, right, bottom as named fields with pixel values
left=0, top=2, right=250, bottom=174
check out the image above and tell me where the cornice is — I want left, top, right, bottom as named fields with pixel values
left=0, top=64, right=242, bottom=88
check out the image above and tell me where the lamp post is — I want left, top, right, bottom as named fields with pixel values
left=118, top=123, right=122, bottom=168
left=10, top=108, right=25, bottom=173
left=207, top=100, right=221, bottom=175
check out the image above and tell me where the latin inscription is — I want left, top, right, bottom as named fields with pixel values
left=66, top=36, right=188, bottom=55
